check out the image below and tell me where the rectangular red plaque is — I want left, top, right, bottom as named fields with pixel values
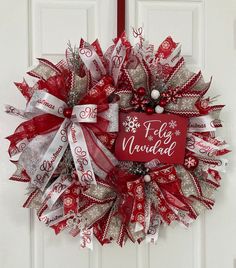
left=115, top=112, right=188, bottom=164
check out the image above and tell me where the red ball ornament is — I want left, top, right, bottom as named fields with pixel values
left=137, top=87, right=146, bottom=97
left=145, top=106, right=154, bottom=114
left=159, top=99, right=167, bottom=107
left=63, top=108, right=73, bottom=118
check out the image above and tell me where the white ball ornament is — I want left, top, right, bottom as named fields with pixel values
left=144, top=174, right=151, bottom=183
left=155, top=105, right=164, bottom=114
left=151, top=89, right=160, bottom=100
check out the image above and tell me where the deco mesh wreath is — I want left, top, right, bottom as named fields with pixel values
left=6, top=32, right=229, bottom=248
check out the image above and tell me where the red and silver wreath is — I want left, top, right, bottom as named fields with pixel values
left=6, top=32, right=230, bottom=248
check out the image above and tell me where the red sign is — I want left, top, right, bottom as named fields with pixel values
left=115, top=112, right=188, bottom=164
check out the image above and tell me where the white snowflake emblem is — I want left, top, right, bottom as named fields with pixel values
left=160, top=206, right=167, bottom=212
left=136, top=185, right=144, bottom=196
left=162, top=40, right=170, bottom=50
left=169, top=120, right=177, bottom=129
left=137, top=214, right=145, bottom=223
left=181, top=98, right=193, bottom=109
left=167, top=213, right=176, bottom=221
left=123, top=116, right=140, bottom=133
left=175, top=130, right=181, bottom=136
left=109, top=225, right=119, bottom=237
left=168, top=174, right=176, bottom=181
left=161, top=167, right=172, bottom=175
left=64, top=197, right=73, bottom=207
left=184, top=156, right=198, bottom=170
left=148, top=135, right=153, bottom=142
left=137, top=203, right=143, bottom=210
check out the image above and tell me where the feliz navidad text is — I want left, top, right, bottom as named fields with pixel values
left=115, top=113, right=188, bottom=164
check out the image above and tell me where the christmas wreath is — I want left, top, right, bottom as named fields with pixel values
left=6, top=32, right=229, bottom=248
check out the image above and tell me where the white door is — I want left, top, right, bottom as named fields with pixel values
left=0, top=0, right=235, bottom=268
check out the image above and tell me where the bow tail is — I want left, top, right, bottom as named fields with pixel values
left=82, top=127, right=118, bottom=179
left=127, top=178, right=146, bottom=231
left=24, top=118, right=70, bottom=190
left=150, top=166, right=198, bottom=225
left=62, top=183, right=80, bottom=216
left=68, top=123, right=97, bottom=186
left=152, top=181, right=179, bottom=224
left=100, top=207, right=126, bottom=247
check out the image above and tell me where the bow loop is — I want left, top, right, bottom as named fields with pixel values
left=73, top=104, right=97, bottom=123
